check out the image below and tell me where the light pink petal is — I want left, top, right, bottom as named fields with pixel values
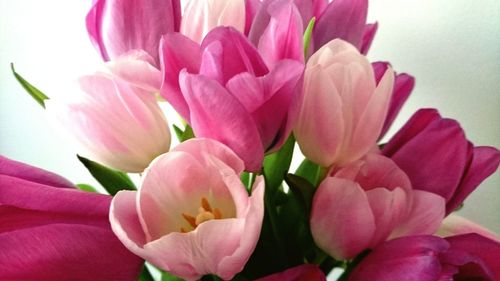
left=310, top=178, right=375, bottom=259
left=294, top=65, right=344, bottom=167
left=0, top=155, right=73, bottom=189
left=257, top=0, right=304, bottom=68
left=159, top=33, right=202, bottom=122
left=437, top=214, right=500, bottom=242
left=200, top=27, right=268, bottom=85
left=173, top=138, right=245, bottom=174
left=86, top=0, right=181, bottom=65
left=390, top=190, right=446, bottom=239
left=105, top=50, right=162, bottom=93
left=360, top=22, right=378, bottom=55
left=313, top=0, right=368, bottom=51
left=179, top=71, right=265, bottom=171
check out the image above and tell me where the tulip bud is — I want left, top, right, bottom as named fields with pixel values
left=46, top=72, right=171, bottom=173
left=295, top=39, right=394, bottom=168
left=180, top=0, right=246, bottom=43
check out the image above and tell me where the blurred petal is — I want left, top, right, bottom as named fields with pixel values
left=437, top=214, right=500, bottom=242
left=257, top=264, right=326, bottom=281
left=360, top=22, right=378, bottom=54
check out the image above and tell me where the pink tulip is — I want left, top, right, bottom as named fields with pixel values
left=181, top=0, right=246, bottom=43
left=436, top=214, right=500, bottom=242
left=160, top=27, right=304, bottom=171
left=257, top=264, right=326, bottom=281
left=86, top=0, right=181, bottom=66
left=294, top=39, right=394, bottom=168
left=372, top=61, right=415, bottom=139
left=46, top=72, right=170, bottom=173
left=109, top=138, right=265, bottom=280
left=383, top=109, right=500, bottom=214
left=348, top=234, right=500, bottom=281
left=310, top=153, right=444, bottom=260
left=0, top=156, right=143, bottom=281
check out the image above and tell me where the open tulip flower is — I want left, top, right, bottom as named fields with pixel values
left=109, top=138, right=265, bottom=280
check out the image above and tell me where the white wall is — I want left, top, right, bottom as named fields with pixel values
left=1, top=0, right=499, bottom=233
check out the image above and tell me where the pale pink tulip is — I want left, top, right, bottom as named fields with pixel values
left=294, top=39, right=394, bottom=168
left=46, top=72, right=170, bottom=173
left=310, top=153, right=445, bottom=260
left=0, top=156, right=143, bottom=281
left=436, top=214, right=500, bottom=242
left=86, top=0, right=181, bottom=66
left=110, top=138, right=265, bottom=281
left=181, top=0, right=246, bottom=43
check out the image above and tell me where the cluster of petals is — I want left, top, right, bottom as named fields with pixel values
left=109, top=138, right=265, bottom=280
left=0, top=156, right=143, bottom=281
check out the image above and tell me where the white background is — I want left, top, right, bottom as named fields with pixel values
left=1, top=0, right=499, bottom=237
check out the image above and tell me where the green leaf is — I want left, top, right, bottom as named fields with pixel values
left=303, top=17, right=316, bottom=58
left=161, top=271, right=184, bottom=281
left=262, top=135, right=295, bottom=199
left=77, top=155, right=136, bottom=195
left=75, top=183, right=99, bottom=193
left=139, top=266, right=155, bottom=281
left=173, top=124, right=195, bottom=142
left=10, top=63, right=49, bottom=108
left=284, top=173, right=316, bottom=213
left=295, top=158, right=326, bottom=187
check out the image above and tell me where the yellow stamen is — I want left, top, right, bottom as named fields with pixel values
left=195, top=211, right=215, bottom=225
left=201, top=197, right=212, bottom=212
left=182, top=213, right=197, bottom=228
left=213, top=208, right=222, bottom=219
left=180, top=197, right=223, bottom=233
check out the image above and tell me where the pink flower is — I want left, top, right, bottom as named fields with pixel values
left=109, top=138, right=265, bottom=280
left=257, top=264, right=326, bottom=281
left=383, top=109, right=500, bottom=214
left=86, top=0, right=181, bottom=66
left=436, top=214, right=500, bottom=242
left=0, top=156, right=143, bottom=281
left=46, top=71, right=170, bottom=173
left=294, top=39, right=394, bottom=168
left=348, top=234, right=500, bottom=281
left=160, top=27, right=304, bottom=171
left=181, top=0, right=246, bottom=43
left=310, top=153, right=445, bottom=260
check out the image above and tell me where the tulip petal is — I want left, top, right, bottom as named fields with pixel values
left=256, top=264, right=326, bottom=281
left=446, top=146, right=500, bottom=213
left=159, top=33, right=202, bottom=122
left=310, top=178, right=375, bottom=259
left=437, top=214, right=500, bottom=242
left=313, top=0, right=368, bottom=51
left=390, top=190, right=445, bottom=240
left=360, top=22, right=378, bottom=55
left=179, top=71, right=265, bottom=171
left=0, top=155, right=73, bottom=189
left=257, top=0, right=304, bottom=67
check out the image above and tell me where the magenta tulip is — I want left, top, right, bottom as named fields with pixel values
left=109, top=138, right=265, bottom=280
left=257, top=264, right=326, bottom=281
left=310, top=153, right=444, bottom=260
left=181, top=0, right=246, bottom=43
left=160, top=27, right=304, bottom=171
left=86, top=0, right=181, bottom=66
left=46, top=71, right=171, bottom=173
left=0, top=156, right=143, bottom=281
left=348, top=234, right=500, bottom=281
left=295, top=39, right=394, bottom=168
left=383, top=109, right=500, bottom=214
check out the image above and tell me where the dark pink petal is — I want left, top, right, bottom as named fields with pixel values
left=257, top=0, right=304, bottom=67
left=383, top=109, right=469, bottom=201
left=360, top=22, right=378, bottom=55
left=159, top=33, right=202, bottom=121
left=349, top=236, right=449, bottom=281
left=0, top=155, right=73, bottom=188
left=86, top=0, right=181, bottom=65
left=446, top=146, right=500, bottom=213
left=444, top=234, right=500, bottom=280
left=257, top=264, right=326, bottom=281
left=313, top=0, right=368, bottom=51
left=200, top=27, right=268, bottom=85
left=245, top=0, right=262, bottom=35
left=179, top=72, right=265, bottom=171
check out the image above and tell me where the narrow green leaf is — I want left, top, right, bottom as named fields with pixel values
left=295, top=158, right=326, bottom=187
left=284, top=173, right=316, bottom=213
left=161, top=271, right=184, bottom=281
left=173, top=124, right=183, bottom=141
left=262, top=135, right=295, bottom=199
left=10, top=63, right=49, bottom=108
left=139, top=266, right=155, bottom=281
left=75, top=183, right=99, bottom=193
left=173, top=124, right=195, bottom=142
left=303, top=17, right=316, bottom=58
left=77, top=155, right=136, bottom=195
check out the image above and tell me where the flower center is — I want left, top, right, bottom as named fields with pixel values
left=180, top=197, right=222, bottom=233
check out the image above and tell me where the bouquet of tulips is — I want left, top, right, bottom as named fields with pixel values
left=2, top=0, right=500, bottom=280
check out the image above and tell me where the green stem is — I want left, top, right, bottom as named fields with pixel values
left=138, top=265, right=155, bottom=281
